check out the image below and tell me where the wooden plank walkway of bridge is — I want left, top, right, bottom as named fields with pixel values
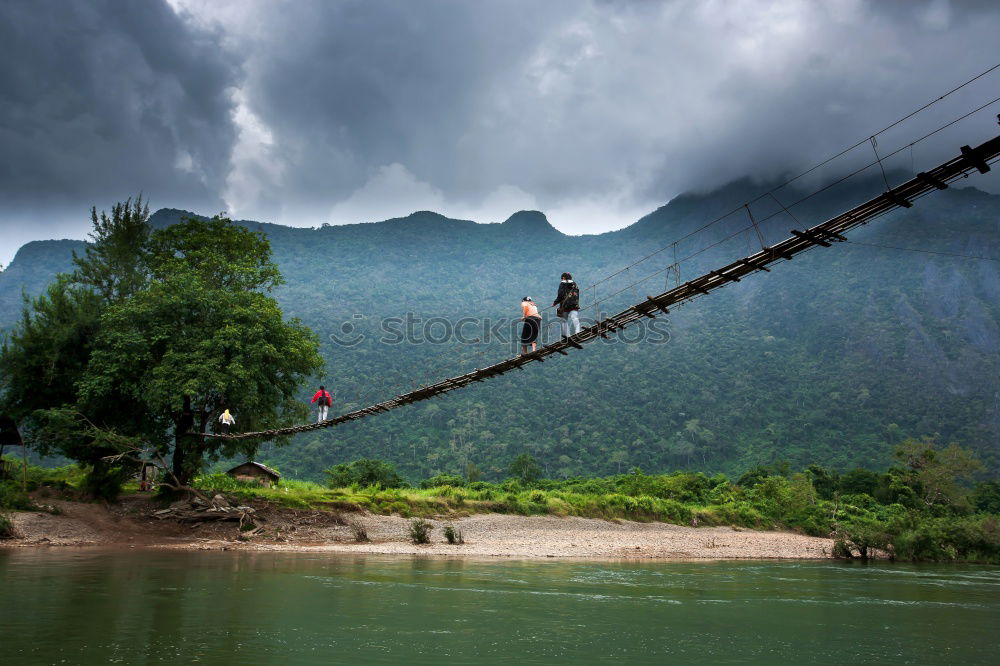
left=203, top=134, right=999, bottom=441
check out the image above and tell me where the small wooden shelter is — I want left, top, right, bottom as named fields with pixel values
left=226, top=461, right=281, bottom=487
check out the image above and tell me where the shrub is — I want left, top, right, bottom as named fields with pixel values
left=655, top=498, right=693, bottom=524
left=972, top=481, right=1000, bottom=514
left=0, top=511, right=16, bottom=539
left=409, top=518, right=432, bottom=544
left=839, top=468, right=883, bottom=498
left=420, top=473, right=465, bottom=489
left=0, top=481, right=33, bottom=511
left=443, top=525, right=464, bottom=545
left=806, top=464, right=840, bottom=500
left=325, top=459, right=407, bottom=489
left=839, top=493, right=880, bottom=512
left=784, top=503, right=831, bottom=536
left=546, top=496, right=572, bottom=516
left=748, top=476, right=795, bottom=518
left=707, top=480, right=739, bottom=504
left=80, top=464, right=130, bottom=501
left=497, top=492, right=524, bottom=514
left=657, top=473, right=713, bottom=503
left=527, top=489, right=547, bottom=504
left=347, top=519, right=369, bottom=542
left=736, top=466, right=771, bottom=488
left=892, top=516, right=1000, bottom=563
left=833, top=517, right=894, bottom=560
left=498, top=479, right=524, bottom=493
left=704, top=501, right=769, bottom=529
left=559, top=478, right=615, bottom=495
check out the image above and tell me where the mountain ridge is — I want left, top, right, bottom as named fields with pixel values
left=1, top=178, right=998, bottom=481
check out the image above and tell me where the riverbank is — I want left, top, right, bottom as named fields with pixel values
left=2, top=496, right=833, bottom=559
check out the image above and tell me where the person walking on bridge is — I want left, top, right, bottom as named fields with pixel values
left=552, top=272, right=581, bottom=339
left=520, top=297, right=542, bottom=355
left=312, top=385, right=333, bottom=422
left=218, top=408, right=235, bottom=434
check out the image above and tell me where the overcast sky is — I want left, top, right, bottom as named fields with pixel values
left=1, top=0, right=998, bottom=266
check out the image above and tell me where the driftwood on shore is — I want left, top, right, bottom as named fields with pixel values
left=152, top=494, right=257, bottom=527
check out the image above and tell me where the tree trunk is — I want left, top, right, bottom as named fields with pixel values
left=172, top=395, right=199, bottom=485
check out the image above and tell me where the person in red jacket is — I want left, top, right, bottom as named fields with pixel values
left=311, top=385, right=333, bottom=422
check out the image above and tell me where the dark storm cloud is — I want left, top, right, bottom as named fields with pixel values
left=2, top=0, right=999, bottom=265
left=0, top=0, right=238, bottom=262
left=205, top=0, right=1000, bottom=230
left=219, top=0, right=573, bottom=222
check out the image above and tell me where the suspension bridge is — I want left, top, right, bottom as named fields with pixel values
left=203, top=132, right=1000, bottom=442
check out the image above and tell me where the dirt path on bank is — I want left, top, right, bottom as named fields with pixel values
left=3, top=496, right=834, bottom=560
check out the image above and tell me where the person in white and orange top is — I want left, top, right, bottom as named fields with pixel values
left=520, top=296, right=542, bottom=355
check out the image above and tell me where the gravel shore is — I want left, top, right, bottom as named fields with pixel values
left=6, top=500, right=834, bottom=560
left=245, top=513, right=834, bottom=559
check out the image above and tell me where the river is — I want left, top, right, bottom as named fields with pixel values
left=1, top=549, right=997, bottom=664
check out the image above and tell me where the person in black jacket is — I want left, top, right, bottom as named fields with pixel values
left=552, top=272, right=581, bottom=339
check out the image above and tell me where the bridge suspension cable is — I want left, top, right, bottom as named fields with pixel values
left=202, top=133, right=1000, bottom=441
left=559, top=63, right=1000, bottom=306
left=326, top=70, right=1000, bottom=409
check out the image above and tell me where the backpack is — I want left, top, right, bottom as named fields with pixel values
left=318, top=392, right=331, bottom=407
left=563, top=285, right=580, bottom=311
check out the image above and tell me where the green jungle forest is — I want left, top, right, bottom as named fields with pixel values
left=1, top=175, right=997, bottom=486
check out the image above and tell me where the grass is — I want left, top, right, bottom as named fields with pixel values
left=186, top=475, right=775, bottom=528
left=9, top=458, right=998, bottom=563
left=185, top=478, right=1000, bottom=563
left=191, top=473, right=334, bottom=509
left=1, top=456, right=87, bottom=491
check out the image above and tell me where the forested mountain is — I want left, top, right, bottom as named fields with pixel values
left=2, top=176, right=998, bottom=481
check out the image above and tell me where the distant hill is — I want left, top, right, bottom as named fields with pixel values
left=1, top=177, right=998, bottom=481
left=0, top=238, right=85, bottom=327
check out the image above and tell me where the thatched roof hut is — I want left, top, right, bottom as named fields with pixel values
left=226, top=461, right=281, bottom=487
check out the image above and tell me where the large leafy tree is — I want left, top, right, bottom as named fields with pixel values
left=0, top=199, right=156, bottom=469
left=72, top=197, right=151, bottom=302
left=893, top=437, right=982, bottom=509
left=78, top=215, right=323, bottom=483
left=0, top=277, right=106, bottom=460
left=2, top=204, right=323, bottom=489
left=508, top=453, right=542, bottom=484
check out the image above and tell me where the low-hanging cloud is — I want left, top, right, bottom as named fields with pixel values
left=1, top=0, right=998, bottom=264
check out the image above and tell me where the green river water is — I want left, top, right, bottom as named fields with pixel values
left=0, top=549, right=997, bottom=665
